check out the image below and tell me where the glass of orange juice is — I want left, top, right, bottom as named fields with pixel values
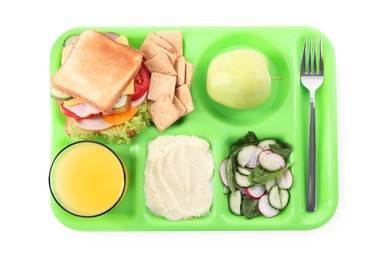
left=49, top=141, right=126, bottom=217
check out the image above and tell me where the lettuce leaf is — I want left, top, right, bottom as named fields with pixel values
left=100, top=102, right=151, bottom=144
left=65, top=102, right=151, bottom=144
left=65, top=118, right=99, bottom=140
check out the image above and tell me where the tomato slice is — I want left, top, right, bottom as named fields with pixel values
left=60, top=103, right=82, bottom=119
left=132, top=63, right=150, bottom=101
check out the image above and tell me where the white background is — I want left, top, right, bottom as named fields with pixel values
left=1, top=0, right=389, bottom=259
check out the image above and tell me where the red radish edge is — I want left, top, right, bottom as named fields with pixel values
left=270, top=152, right=286, bottom=168
left=219, top=159, right=229, bottom=187
left=257, top=145, right=264, bottom=152
left=244, top=185, right=265, bottom=199
left=258, top=194, right=279, bottom=218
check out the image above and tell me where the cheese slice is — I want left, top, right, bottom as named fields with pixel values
left=63, top=97, right=84, bottom=107
left=115, top=36, right=129, bottom=45
left=64, top=80, right=134, bottom=107
left=122, top=80, right=134, bottom=95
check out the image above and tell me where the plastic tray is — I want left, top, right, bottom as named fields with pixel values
left=50, top=26, right=338, bottom=230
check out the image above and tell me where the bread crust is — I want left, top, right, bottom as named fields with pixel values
left=51, top=30, right=142, bottom=113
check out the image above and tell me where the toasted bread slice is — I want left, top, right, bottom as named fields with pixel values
left=51, top=30, right=142, bottom=113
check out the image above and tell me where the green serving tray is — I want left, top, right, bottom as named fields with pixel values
left=50, top=26, right=338, bottom=231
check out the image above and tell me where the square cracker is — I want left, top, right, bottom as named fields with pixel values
left=155, top=31, right=183, bottom=57
left=175, top=84, right=194, bottom=115
left=148, top=95, right=181, bottom=132
left=185, top=61, right=194, bottom=87
left=147, top=73, right=176, bottom=101
left=174, top=57, right=186, bottom=86
left=144, top=52, right=178, bottom=76
left=51, top=30, right=142, bottom=113
left=144, top=44, right=177, bottom=65
left=172, top=96, right=187, bottom=116
left=140, top=32, right=174, bottom=56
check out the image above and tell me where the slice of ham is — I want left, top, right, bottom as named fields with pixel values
left=73, top=116, right=113, bottom=131
left=131, top=92, right=147, bottom=107
left=104, top=32, right=119, bottom=40
left=64, top=102, right=101, bottom=118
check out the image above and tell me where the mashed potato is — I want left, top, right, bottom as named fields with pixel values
left=144, top=135, right=214, bottom=220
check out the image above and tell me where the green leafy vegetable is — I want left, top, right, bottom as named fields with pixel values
left=242, top=196, right=261, bottom=219
left=227, top=156, right=236, bottom=193
left=249, top=162, right=293, bottom=185
left=221, top=131, right=294, bottom=219
left=65, top=118, right=99, bottom=140
left=100, top=102, right=151, bottom=144
left=66, top=102, right=151, bottom=144
left=269, top=143, right=292, bottom=159
left=230, top=131, right=258, bottom=154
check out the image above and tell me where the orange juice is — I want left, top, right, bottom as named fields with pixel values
left=49, top=142, right=125, bottom=217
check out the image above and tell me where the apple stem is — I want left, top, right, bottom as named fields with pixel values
left=271, top=76, right=283, bottom=80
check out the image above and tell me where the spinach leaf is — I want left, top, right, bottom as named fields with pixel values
left=227, top=156, right=236, bottom=193
left=242, top=196, right=260, bottom=219
left=230, top=131, right=258, bottom=154
left=249, top=162, right=293, bottom=184
left=269, top=143, right=292, bottom=159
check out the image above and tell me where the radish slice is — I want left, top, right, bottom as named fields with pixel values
left=244, top=184, right=265, bottom=199
left=131, top=92, right=147, bottom=107
left=64, top=102, right=101, bottom=118
left=237, top=145, right=258, bottom=167
left=219, top=159, right=229, bottom=187
left=258, top=151, right=285, bottom=171
left=259, top=194, right=279, bottom=218
left=73, top=116, right=113, bottom=131
left=276, top=169, right=293, bottom=189
left=246, top=146, right=262, bottom=168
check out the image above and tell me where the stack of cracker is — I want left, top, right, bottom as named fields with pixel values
left=140, top=31, right=195, bottom=132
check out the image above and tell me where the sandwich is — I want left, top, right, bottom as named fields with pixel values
left=50, top=30, right=151, bottom=144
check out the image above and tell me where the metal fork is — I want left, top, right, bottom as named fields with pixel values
left=300, top=37, right=324, bottom=212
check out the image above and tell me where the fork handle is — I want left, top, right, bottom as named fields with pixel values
left=307, top=100, right=317, bottom=212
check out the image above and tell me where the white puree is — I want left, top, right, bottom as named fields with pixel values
left=144, top=135, right=214, bottom=220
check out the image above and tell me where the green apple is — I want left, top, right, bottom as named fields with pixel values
left=207, top=49, right=271, bottom=109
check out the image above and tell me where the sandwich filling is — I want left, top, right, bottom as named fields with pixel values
left=50, top=30, right=151, bottom=144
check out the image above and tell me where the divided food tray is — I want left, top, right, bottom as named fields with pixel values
left=50, top=26, right=338, bottom=230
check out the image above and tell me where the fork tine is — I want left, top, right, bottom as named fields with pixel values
left=301, top=38, right=307, bottom=74
left=313, top=38, right=317, bottom=74
left=308, top=38, right=312, bottom=74
left=319, top=37, right=324, bottom=76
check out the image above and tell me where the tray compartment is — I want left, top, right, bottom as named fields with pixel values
left=194, top=31, right=292, bottom=124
